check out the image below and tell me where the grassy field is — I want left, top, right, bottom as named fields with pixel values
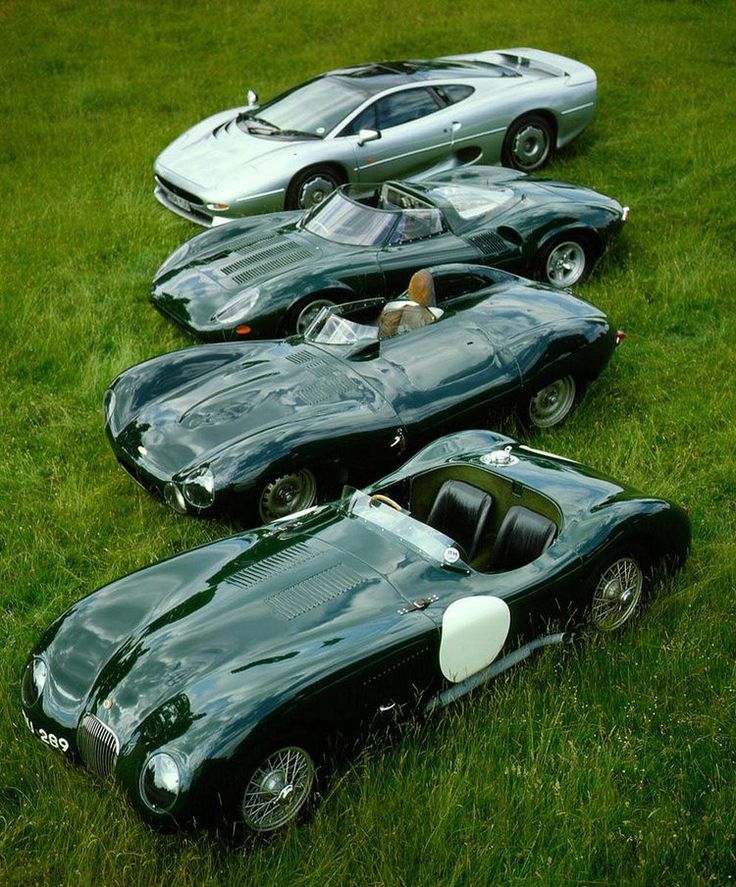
left=1, top=0, right=735, bottom=883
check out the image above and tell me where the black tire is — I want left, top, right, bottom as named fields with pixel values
left=502, top=114, right=554, bottom=172
left=518, top=375, right=583, bottom=430
left=285, top=165, right=344, bottom=210
left=588, top=548, right=647, bottom=632
left=536, top=234, right=592, bottom=289
left=288, top=297, right=336, bottom=336
left=258, top=468, right=317, bottom=523
left=239, top=745, right=316, bottom=833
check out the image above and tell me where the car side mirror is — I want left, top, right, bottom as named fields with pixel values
left=357, top=128, right=380, bottom=147
left=246, top=89, right=259, bottom=106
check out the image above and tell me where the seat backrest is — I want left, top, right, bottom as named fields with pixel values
left=488, top=505, right=556, bottom=572
left=425, top=479, right=493, bottom=563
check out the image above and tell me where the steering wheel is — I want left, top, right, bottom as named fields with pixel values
left=368, top=494, right=403, bottom=511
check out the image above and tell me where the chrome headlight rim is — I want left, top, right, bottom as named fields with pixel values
left=213, top=286, right=260, bottom=323
left=21, top=656, right=48, bottom=707
left=139, top=751, right=182, bottom=813
left=181, top=467, right=215, bottom=509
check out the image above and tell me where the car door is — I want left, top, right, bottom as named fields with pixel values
left=376, top=225, right=480, bottom=296
left=340, top=87, right=454, bottom=182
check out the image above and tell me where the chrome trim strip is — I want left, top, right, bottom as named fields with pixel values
left=560, top=102, right=595, bottom=115
left=235, top=188, right=285, bottom=203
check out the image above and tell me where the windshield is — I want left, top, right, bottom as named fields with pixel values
left=238, top=76, right=364, bottom=137
left=428, top=184, right=515, bottom=220
left=304, top=191, right=399, bottom=246
left=339, top=488, right=462, bottom=564
left=304, top=311, right=378, bottom=345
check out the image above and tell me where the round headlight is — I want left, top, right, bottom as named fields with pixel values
left=140, top=752, right=181, bottom=812
left=164, top=482, right=187, bottom=514
left=103, top=388, right=116, bottom=427
left=214, top=287, right=260, bottom=323
left=182, top=467, right=215, bottom=509
left=21, top=656, right=48, bottom=707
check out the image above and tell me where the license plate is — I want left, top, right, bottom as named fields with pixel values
left=23, top=711, right=71, bottom=755
left=168, top=191, right=190, bottom=211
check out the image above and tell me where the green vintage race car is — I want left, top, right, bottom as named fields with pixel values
left=21, top=431, right=689, bottom=835
left=151, top=167, right=627, bottom=340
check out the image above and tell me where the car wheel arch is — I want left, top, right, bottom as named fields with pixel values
left=282, top=285, right=358, bottom=336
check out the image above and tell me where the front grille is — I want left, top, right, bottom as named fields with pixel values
left=78, top=714, right=120, bottom=778
left=156, top=175, right=202, bottom=206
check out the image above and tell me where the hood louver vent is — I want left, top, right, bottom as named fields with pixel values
left=266, top=565, right=364, bottom=620
left=219, top=238, right=314, bottom=286
left=225, top=542, right=319, bottom=590
left=298, top=375, right=357, bottom=406
left=285, top=352, right=330, bottom=367
left=467, top=231, right=511, bottom=255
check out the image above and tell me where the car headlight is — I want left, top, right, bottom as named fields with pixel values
left=206, top=202, right=230, bottom=211
left=140, top=752, right=181, bottom=812
left=103, top=388, right=116, bottom=427
left=21, top=656, right=48, bottom=707
left=213, top=287, right=260, bottom=323
left=182, top=467, right=215, bottom=509
left=164, top=482, right=187, bottom=514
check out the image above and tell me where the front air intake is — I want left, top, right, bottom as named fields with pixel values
left=78, top=714, right=120, bottom=778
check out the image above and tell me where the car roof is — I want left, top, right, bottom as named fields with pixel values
left=325, top=58, right=519, bottom=95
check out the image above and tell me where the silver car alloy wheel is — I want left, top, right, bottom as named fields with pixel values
left=545, top=241, right=587, bottom=288
left=511, top=122, right=550, bottom=169
left=259, top=469, right=317, bottom=522
left=591, top=557, right=643, bottom=631
left=528, top=376, right=576, bottom=428
left=297, top=174, right=339, bottom=209
left=241, top=746, right=315, bottom=832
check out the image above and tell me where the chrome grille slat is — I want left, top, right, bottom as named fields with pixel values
left=78, top=714, right=120, bottom=778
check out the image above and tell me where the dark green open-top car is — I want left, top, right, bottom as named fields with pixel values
left=151, top=167, right=627, bottom=340
left=21, top=431, right=689, bottom=835
left=108, top=264, right=621, bottom=524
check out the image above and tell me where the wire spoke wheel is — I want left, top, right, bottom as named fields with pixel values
left=241, top=746, right=315, bottom=832
left=545, top=240, right=587, bottom=288
left=528, top=376, right=577, bottom=428
left=259, top=469, right=317, bottom=522
left=591, top=556, right=643, bottom=631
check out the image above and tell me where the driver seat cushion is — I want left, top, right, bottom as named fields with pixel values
left=488, top=506, right=557, bottom=572
left=425, top=480, right=493, bottom=564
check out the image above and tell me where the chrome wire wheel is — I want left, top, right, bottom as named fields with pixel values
left=294, top=298, right=335, bottom=335
left=591, top=556, right=643, bottom=632
left=259, top=469, right=317, bottom=522
left=528, top=376, right=577, bottom=428
left=511, top=122, right=551, bottom=170
left=544, top=240, right=587, bottom=288
left=241, top=746, right=315, bottom=833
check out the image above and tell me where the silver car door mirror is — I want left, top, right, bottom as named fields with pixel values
left=246, top=89, right=258, bottom=106
left=357, top=128, right=381, bottom=146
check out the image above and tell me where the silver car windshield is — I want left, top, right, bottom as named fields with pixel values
left=304, top=191, right=399, bottom=246
left=340, top=487, right=461, bottom=564
left=240, top=77, right=364, bottom=137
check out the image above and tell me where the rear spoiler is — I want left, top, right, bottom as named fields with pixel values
left=447, top=47, right=596, bottom=85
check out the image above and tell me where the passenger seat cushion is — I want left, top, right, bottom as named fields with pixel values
left=425, top=479, right=493, bottom=562
left=489, top=505, right=557, bottom=571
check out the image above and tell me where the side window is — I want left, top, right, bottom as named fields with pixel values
left=434, top=84, right=475, bottom=106
left=375, top=88, right=442, bottom=130
left=340, top=103, right=377, bottom=137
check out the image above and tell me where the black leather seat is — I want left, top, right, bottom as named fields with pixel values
left=425, top=480, right=493, bottom=562
left=488, top=506, right=557, bottom=571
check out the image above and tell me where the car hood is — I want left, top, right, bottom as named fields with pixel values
left=158, top=116, right=310, bottom=191
left=111, top=342, right=393, bottom=477
left=151, top=218, right=354, bottom=331
left=35, top=513, right=433, bottom=746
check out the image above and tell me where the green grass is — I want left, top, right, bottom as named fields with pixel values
left=1, top=0, right=736, bottom=883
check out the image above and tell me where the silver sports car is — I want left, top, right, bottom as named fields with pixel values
left=154, top=48, right=596, bottom=227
